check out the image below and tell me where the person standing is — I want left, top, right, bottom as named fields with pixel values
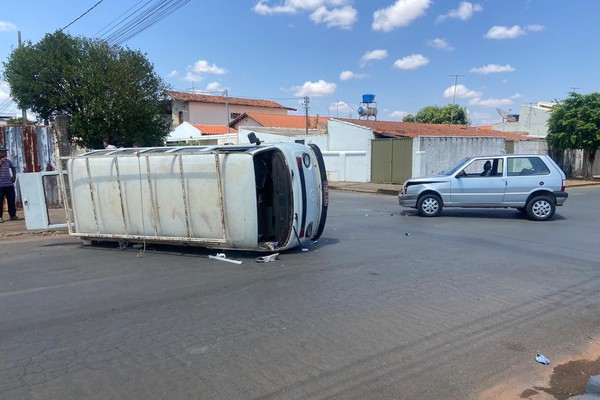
left=0, top=145, right=18, bottom=223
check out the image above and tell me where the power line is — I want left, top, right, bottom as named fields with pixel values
left=61, top=0, right=105, bottom=31
left=100, top=0, right=191, bottom=45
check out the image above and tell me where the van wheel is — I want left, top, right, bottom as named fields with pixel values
left=417, top=194, right=443, bottom=217
left=526, top=196, right=555, bottom=221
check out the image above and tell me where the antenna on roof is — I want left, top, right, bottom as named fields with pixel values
left=496, top=108, right=517, bottom=123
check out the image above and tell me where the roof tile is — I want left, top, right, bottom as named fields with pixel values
left=168, top=91, right=295, bottom=111
left=338, top=119, right=532, bottom=141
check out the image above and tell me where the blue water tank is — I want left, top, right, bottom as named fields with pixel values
left=362, top=94, right=375, bottom=103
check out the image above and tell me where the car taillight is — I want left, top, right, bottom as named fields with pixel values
left=561, top=179, right=566, bottom=192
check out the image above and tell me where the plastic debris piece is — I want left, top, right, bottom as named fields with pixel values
left=256, top=253, right=280, bottom=263
left=208, top=253, right=242, bottom=265
left=301, top=248, right=309, bottom=252
left=536, top=353, right=550, bottom=365
left=405, top=232, right=410, bottom=236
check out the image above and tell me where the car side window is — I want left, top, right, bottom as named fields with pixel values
left=507, top=157, right=550, bottom=176
left=460, top=158, right=503, bottom=177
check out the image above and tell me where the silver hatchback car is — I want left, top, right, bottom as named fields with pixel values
left=399, top=154, right=568, bottom=221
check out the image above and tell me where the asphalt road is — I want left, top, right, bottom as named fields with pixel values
left=1, top=187, right=600, bottom=400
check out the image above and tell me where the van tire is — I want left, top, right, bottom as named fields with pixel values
left=526, top=196, right=555, bottom=221
left=417, top=194, right=443, bottom=217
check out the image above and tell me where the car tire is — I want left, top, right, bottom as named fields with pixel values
left=417, top=193, right=443, bottom=217
left=525, top=196, right=555, bottom=221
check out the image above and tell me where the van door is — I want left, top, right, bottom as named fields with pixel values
left=18, top=172, right=68, bottom=230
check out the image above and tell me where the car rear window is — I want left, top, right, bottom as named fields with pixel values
left=507, top=157, right=550, bottom=176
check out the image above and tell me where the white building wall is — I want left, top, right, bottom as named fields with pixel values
left=412, top=136, right=505, bottom=177
left=180, top=103, right=287, bottom=126
left=491, top=104, right=551, bottom=137
left=238, top=119, right=373, bottom=182
left=513, top=139, right=548, bottom=154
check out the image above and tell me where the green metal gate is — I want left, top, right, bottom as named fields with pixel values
left=371, top=138, right=413, bottom=184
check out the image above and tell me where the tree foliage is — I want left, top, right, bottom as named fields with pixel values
left=547, top=92, right=600, bottom=179
left=402, top=104, right=470, bottom=125
left=3, top=31, right=171, bottom=148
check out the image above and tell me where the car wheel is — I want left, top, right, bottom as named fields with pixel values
left=417, top=194, right=443, bottom=217
left=526, top=196, right=555, bottom=221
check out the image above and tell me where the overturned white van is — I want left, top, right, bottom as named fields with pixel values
left=55, top=141, right=328, bottom=252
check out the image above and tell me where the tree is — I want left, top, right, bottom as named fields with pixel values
left=547, top=92, right=600, bottom=179
left=3, top=31, right=171, bottom=148
left=5, top=117, right=37, bottom=125
left=402, top=104, right=470, bottom=125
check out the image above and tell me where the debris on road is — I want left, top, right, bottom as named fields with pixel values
left=208, top=253, right=242, bottom=264
left=536, top=352, right=550, bottom=365
left=256, top=253, right=280, bottom=263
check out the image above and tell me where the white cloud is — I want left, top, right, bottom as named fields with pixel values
left=0, top=21, right=16, bottom=32
left=470, top=64, right=515, bottom=74
left=253, top=1, right=357, bottom=28
left=293, top=79, right=337, bottom=96
left=469, top=97, right=514, bottom=107
left=182, top=72, right=203, bottom=82
left=443, top=84, right=481, bottom=99
left=526, top=24, right=545, bottom=32
left=167, top=70, right=178, bottom=78
left=310, top=5, right=357, bottom=28
left=329, top=100, right=354, bottom=116
left=484, top=24, right=544, bottom=39
left=393, top=54, right=429, bottom=70
left=339, top=70, right=366, bottom=80
left=390, top=110, right=409, bottom=119
left=360, top=49, right=388, bottom=67
left=427, top=38, right=454, bottom=51
left=191, top=60, right=226, bottom=75
left=436, top=2, right=482, bottom=23
left=205, top=81, right=227, bottom=92
left=372, top=0, right=431, bottom=32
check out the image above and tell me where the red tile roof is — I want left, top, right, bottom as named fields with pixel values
left=168, top=91, right=296, bottom=111
left=191, top=124, right=237, bottom=135
left=230, top=112, right=327, bottom=130
left=337, top=119, right=532, bottom=141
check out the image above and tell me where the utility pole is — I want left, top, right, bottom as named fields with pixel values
left=449, top=74, right=464, bottom=105
left=224, top=89, right=230, bottom=133
left=303, top=96, right=310, bottom=135
left=449, top=74, right=464, bottom=124
left=18, top=32, right=27, bottom=128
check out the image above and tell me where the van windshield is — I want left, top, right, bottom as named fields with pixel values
left=440, top=157, right=470, bottom=176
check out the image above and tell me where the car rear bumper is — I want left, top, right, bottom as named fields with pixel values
left=555, top=191, right=568, bottom=206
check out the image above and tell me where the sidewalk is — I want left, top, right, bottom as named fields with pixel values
left=2, top=178, right=599, bottom=238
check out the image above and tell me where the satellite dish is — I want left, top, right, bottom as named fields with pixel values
left=496, top=108, right=517, bottom=122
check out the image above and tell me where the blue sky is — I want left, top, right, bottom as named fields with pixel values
left=1, top=0, right=599, bottom=126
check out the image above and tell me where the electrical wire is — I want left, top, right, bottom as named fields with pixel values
left=61, top=0, right=105, bottom=31
left=100, top=0, right=191, bottom=45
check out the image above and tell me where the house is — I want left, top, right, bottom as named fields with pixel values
left=229, top=112, right=328, bottom=132
left=237, top=118, right=539, bottom=184
left=167, top=91, right=296, bottom=127
left=167, top=122, right=237, bottom=145
left=487, top=102, right=555, bottom=137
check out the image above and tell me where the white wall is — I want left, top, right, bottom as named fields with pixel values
left=514, top=139, right=547, bottom=154
left=175, top=102, right=288, bottom=126
left=412, top=136, right=505, bottom=177
left=238, top=120, right=373, bottom=182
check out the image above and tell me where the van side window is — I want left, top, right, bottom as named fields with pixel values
left=507, top=157, right=550, bottom=176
